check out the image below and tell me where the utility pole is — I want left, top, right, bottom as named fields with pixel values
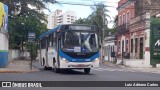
left=101, top=5, right=105, bottom=63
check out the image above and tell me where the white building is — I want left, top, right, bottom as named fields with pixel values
left=47, top=9, right=77, bottom=29
left=47, top=12, right=56, bottom=29
left=103, top=34, right=116, bottom=62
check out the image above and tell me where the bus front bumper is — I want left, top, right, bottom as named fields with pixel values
left=59, top=58, right=99, bottom=69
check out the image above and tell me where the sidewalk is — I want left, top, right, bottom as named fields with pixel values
left=0, top=60, right=40, bottom=73
left=102, top=61, right=160, bottom=74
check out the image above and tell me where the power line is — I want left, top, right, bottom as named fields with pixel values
left=58, top=0, right=118, bottom=3
left=57, top=2, right=108, bottom=7
left=55, top=1, right=160, bottom=10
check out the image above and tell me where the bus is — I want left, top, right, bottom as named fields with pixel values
left=39, top=24, right=100, bottom=74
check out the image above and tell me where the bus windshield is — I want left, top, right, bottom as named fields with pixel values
left=61, top=31, right=98, bottom=53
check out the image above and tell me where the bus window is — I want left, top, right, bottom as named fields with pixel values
left=49, top=34, right=53, bottom=47
left=41, top=38, right=46, bottom=49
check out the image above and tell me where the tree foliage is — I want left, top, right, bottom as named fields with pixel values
left=0, top=0, right=58, bottom=60
left=9, top=15, right=47, bottom=49
left=151, top=17, right=160, bottom=27
left=0, top=0, right=57, bottom=21
left=75, top=3, right=110, bottom=44
left=74, top=18, right=92, bottom=25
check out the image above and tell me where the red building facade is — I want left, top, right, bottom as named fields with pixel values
left=116, top=0, right=160, bottom=67
left=116, top=0, right=135, bottom=58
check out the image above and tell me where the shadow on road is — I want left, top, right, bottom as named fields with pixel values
left=39, top=68, right=95, bottom=75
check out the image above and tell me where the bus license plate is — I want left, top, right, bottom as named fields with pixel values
left=77, top=64, right=85, bottom=67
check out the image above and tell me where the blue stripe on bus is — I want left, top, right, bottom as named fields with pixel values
left=59, top=50, right=99, bottom=62
left=39, top=25, right=62, bottom=40
left=0, top=52, right=8, bottom=67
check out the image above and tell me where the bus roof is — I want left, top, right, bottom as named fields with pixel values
left=39, top=25, right=62, bottom=40
left=39, top=24, right=97, bottom=40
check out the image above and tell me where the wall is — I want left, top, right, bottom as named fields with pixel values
left=123, top=13, right=151, bottom=67
left=8, top=49, right=30, bottom=62
left=125, top=59, right=152, bottom=67
left=135, top=0, right=160, bottom=17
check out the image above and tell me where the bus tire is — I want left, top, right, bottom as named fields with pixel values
left=43, top=58, right=49, bottom=70
left=84, top=68, right=90, bottom=74
left=42, top=58, right=46, bottom=69
left=55, top=68, right=60, bottom=73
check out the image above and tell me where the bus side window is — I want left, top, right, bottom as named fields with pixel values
left=49, top=34, right=53, bottom=47
left=53, top=33, right=56, bottom=46
left=41, top=38, right=46, bottom=49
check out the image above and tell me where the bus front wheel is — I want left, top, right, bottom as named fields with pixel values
left=84, top=68, right=90, bottom=74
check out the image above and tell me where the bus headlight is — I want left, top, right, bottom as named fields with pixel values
left=93, top=58, right=99, bottom=62
left=61, top=58, right=69, bottom=63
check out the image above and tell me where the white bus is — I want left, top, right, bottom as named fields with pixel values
left=39, top=24, right=100, bottom=74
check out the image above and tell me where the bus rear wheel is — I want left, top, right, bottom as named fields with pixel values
left=43, top=59, right=52, bottom=70
left=84, top=68, right=90, bottom=74
left=55, top=68, right=60, bottom=73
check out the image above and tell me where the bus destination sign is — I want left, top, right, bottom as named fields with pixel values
left=69, top=26, right=91, bottom=30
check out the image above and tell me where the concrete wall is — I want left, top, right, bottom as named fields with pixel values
left=116, top=58, right=152, bottom=68
left=125, top=59, right=152, bottom=68
left=8, top=49, right=30, bottom=62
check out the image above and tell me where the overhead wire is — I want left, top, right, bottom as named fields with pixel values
left=54, top=1, right=160, bottom=10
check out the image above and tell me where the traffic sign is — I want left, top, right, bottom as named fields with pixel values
left=28, top=32, right=36, bottom=42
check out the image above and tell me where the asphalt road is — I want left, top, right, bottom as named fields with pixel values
left=0, top=61, right=160, bottom=90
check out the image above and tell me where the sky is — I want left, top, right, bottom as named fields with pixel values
left=44, top=0, right=120, bottom=28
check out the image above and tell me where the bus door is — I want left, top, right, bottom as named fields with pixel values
left=45, top=36, right=49, bottom=66
left=56, top=32, right=60, bottom=68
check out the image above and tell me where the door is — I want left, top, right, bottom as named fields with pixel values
left=122, top=40, right=124, bottom=58
left=139, top=38, right=144, bottom=59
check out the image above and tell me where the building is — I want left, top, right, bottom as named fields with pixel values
left=47, top=11, right=56, bottom=29
left=116, top=0, right=135, bottom=59
left=103, top=34, right=116, bottom=62
left=116, top=0, right=160, bottom=67
left=47, top=9, right=77, bottom=29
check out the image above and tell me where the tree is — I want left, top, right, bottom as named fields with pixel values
left=9, top=15, right=47, bottom=49
left=74, top=3, right=111, bottom=45
left=103, top=15, right=118, bottom=36
left=113, top=15, right=118, bottom=28
left=0, top=0, right=58, bottom=60
left=88, top=3, right=110, bottom=44
left=0, top=0, right=57, bottom=49
left=0, top=0, right=57, bottom=21
left=74, top=17, right=93, bottom=25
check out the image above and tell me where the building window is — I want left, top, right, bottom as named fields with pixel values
left=118, top=41, right=121, bottom=52
left=119, top=16, right=122, bottom=25
left=121, top=15, right=123, bottom=24
left=127, top=12, right=130, bottom=22
left=131, top=39, right=133, bottom=53
left=113, top=46, right=114, bottom=52
left=126, top=39, right=128, bottom=52
left=123, top=14, right=125, bottom=24
left=135, top=38, right=138, bottom=53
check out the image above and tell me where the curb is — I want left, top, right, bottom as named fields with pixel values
left=0, top=68, right=40, bottom=73
left=0, top=70, right=34, bottom=73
